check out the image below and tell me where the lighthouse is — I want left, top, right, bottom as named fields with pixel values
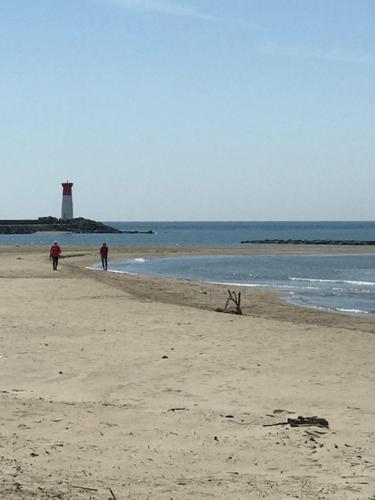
left=61, top=181, right=74, bottom=220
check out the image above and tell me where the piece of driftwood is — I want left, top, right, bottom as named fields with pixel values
left=263, top=421, right=289, bottom=427
left=288, top=416, right=329, bottom=428
left=71, top=485, right=98, bottom=492
left=263, top=416, right=329, bottom=428
left=216, top=289, right=242, bottom=315
left=109, top=487, right=118, bottom=500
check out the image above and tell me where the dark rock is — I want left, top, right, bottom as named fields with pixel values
left=0, top=217, right=152, bottom=234
left=122, top=229, right=154, bottom=234
left=38, top=216, right=59, bottom=223
left=241, top=239, right=375, bottom=246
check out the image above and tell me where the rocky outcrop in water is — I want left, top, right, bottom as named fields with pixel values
left=0, top=217, right=153, bottom=235
left=240, top=239, right=375, bottom=245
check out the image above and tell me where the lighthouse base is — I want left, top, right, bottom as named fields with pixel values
left=61, top=196, right=73, bottom=220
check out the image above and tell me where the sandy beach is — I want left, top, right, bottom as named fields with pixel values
left=1, top=245, right=375, bottom=499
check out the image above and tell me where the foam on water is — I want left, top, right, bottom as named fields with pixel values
left=336, top=308, right=369, bottom=314
left=290, top=277, right=375, bottom=286
left=210, top=281, right=265, bottom=288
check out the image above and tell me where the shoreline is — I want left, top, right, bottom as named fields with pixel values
left=86, top=263, right=373, bottom=320
left=85, top=251, right=375, bottom=318
left=3, top=244, right=375, bottom=332
left=67, top=246, right=375, bottom=333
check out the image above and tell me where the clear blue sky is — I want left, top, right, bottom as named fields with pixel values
left=1, top=0, right=374, bottom=220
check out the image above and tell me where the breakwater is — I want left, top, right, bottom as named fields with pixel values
left=0, top=217, right=153, bottom=235
left=241, top=239, right=375, bottom=245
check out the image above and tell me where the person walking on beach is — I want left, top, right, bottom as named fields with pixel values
left=100, top=242, right=108, bottom=271
left=50, top=241, right=61, bottom=271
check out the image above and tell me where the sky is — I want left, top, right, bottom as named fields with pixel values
left=1, top=0, right=374, bottom=221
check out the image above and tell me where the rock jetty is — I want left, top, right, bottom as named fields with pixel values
left=240, top=239, right=375, bottom=245
left=0, top=217, right=153, bottom=235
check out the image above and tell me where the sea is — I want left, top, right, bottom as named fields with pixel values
left=3, top=221, right=375, bottom=315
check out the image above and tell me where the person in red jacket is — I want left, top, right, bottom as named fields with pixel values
left=100, top=242, right=108, bottom=271
left=50, top=241, right=61, bottom=271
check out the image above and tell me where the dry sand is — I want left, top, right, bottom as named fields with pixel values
left=0, top=245, right=375, bottom=499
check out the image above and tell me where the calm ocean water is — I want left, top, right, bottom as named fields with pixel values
left=1, top=220, right=375, bottom=247
left=103, top=253, right=375, bottom=315
left=3, top=221, right=375, bottom=314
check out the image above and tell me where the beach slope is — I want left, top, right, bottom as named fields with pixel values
left=0, top=246, right=375, bottom=499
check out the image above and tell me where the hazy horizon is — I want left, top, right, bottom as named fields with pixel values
left=103, top=218, right=375, bottom=222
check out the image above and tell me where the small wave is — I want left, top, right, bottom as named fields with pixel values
left=336, top=307, right=369, bottom=314
left=289, top=277, right=375, bottom=286
left=86, top=266, right=125, bottom=274
left=209, top=281, right=323, bottom=292
left=131, top=257, right=146, bottom=263
left=273, top=284, right=320, bottom=291
left=85, top=265, right=138, bottom=276
left=209, top=281, right=266, bottom=288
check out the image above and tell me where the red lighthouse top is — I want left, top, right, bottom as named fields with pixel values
left=62, top=181, right=73, bottom=196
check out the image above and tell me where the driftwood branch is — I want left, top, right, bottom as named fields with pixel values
left=109, top=487, right=118, bottom=500
left=288, top=416, right=329, bottom=428
left=71, top=485, right=98, bottom=492
left=216, top=289, right=242, bottom=315
left=263, top=422, right=289, bottom=428
left=263, top=416, right=329, bottom=428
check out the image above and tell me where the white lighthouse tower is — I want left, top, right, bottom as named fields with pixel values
left=61, top=181, right=74, bottom=220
